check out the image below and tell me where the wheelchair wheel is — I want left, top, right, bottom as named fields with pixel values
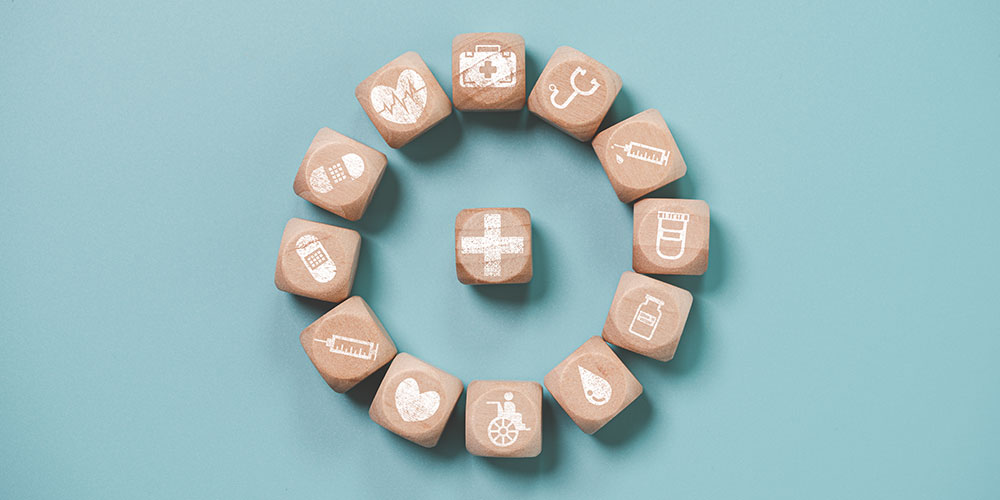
left=487, top=417, right=518, bottom=447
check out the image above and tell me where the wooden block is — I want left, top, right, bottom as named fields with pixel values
left=274, top=218, right=361, bottom=302
left=369, top=353, right=463, bottom=448
left=591, top=109, right=687, bottom=203
left=602, top=271, right=692, bottom=362
left=455, top=208, right=532, bottom=285
left=293, top=128, right=387, bottom=221
left=465, top=380, right=542, bottom=458
left=633, top=199, right=709, bottom=275
left=451, top=33, right=525, bottom=111
left=527, top=46, right=621, bottom=141
left=355, top=51, right=452, bottom=149
left=299, top=296, right=397, bottom=393
left=543, top=336, right=642, bottom=434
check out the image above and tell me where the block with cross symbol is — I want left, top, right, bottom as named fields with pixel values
left=455, top=208, right=532, bottom=285
left=452, top=33, right=525, bottom=111
left=355, top=51, right=453, bottom=149
left=293, top=128, right=387, bottom=221
left=527, top=46, right=622, bottom=141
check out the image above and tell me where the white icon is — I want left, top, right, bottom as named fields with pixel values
left=613, top=141, right=671, bottom=167
left=578, top=366, right=612, bottom=406
left=295, top=234, right=337, bottom=283
left=313, top=334, right=379, bottom=361
left=309, top=153, right=365, bottom=194
left=629, top=294, right=664, bottom=340
left=656, top=211, right=689, bottom=261
left=394, top=377, right=440, bottom=422
left=370, top=69, right=426, bottom=125
left=485, top=392, right=531, bottom=447
left=548, top=66, right=601, bottom=110
left=461, top=213, right=524, bottom=277
left=459, top=44, right=517, bottom=88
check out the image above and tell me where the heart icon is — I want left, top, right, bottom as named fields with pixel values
left=394, top=377, right=440, bottom=422
left=370, top=69, right=427, bottom=125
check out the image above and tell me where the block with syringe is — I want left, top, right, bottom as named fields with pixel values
left=592, top=109, right=688, bottom=203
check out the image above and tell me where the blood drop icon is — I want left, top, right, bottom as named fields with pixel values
left=578, top=365, right=612, bottom=406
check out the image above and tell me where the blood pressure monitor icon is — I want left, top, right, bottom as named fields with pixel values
left=459, top=44, right=517, bottom=88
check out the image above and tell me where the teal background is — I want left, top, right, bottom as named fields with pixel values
left=2, top=1, right=998, bottom=498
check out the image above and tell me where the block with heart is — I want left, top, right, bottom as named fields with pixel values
left=293, top=128, right=387, bottom=221
left=274, top=218, right=361, bottom=302
left=465, top=380, right=542, bottom=458
left=455, top=207, right=532, bottom=285
left=300, top=296, right=397, bottom=393
left=452, top=33, right=525, bottom=111
left=527, top=46, right=621, bottom=141
left=369, top=353, right=463, bottom=448
left=602, top=271, right=692, bottom=362
left=543, top=336, right=642, bottom=434
left=592, top=109, right=687, bottom=203
left=355, top=51, right=452, bottom=149
left=633, top=198, right=709, bottom=275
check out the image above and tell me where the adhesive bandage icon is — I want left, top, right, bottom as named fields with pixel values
left=485, top=392, right=531, bottom=447
left=295, top=234, right=337, bottom=283
left=578, top=366, right=612, bottom=406
left=613, top=141, right=670, bottom=167
left=313, top=334, right=379, bottom=361
left=461, top=214, right=525, bottom=277
left=655, top=211, right=689, bottom=261
left=628, top=294, right=664, bottom=340
left=308, top=153, right=365, bottom=194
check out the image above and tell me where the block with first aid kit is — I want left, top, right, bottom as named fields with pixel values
left=452, top=33, right=525, bottom=111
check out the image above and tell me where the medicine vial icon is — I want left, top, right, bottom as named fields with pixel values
left=655, top=211, right=689, bottom=261
left=295, top=234, right=337, bottom=283
left=308, top=153, right=365, bottom=194
left=628, top=294, right=664, bottom=340
left=578, top=366, right=612, bottom=406
left=613, top=141, right=670, bottom=167
left=461, top=213, right=525, bottom=277
left=459, top=44, right=517, bottom=88
left=485, top=392, right=532, bottom=447
left=313, top=334, right=379, bottom=361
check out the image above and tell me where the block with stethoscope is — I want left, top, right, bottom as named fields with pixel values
left=527, top=46, right=622, bottom=142
left=632, top=198, right=710, bottom=276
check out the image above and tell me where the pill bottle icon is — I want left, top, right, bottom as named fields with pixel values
left=655, top=211, right=689, bottom=261
left=295, top=234, right=337, bottom=283
left=628, top=294, right=664, bottom=340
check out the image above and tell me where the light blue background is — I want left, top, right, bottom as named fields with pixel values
left=2, top=1, right=998, bottom=498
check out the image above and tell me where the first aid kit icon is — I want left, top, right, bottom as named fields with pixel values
left=459, top=44, right=517, bottom=88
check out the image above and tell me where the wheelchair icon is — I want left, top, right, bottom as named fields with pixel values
left=486, top=392, right=531, bottom=447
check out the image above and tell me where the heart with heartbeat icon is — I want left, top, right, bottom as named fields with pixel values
left=370, top=69, right=427, bottom=125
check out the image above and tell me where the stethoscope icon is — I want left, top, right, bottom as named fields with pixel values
left=548, top=66, right=601, bottom=110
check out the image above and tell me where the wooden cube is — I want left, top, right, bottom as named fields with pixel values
left=465, top=380, right=542, bottom=458
left=602, top=272, right=692, bottom=362
left=274, top=218, right=361, bottom=302
left=527, top=46, right=621, bottom=141
left=543, top=336, right=642, bottom=434
left=293, top=128, right=387, bottom=221
left=592, top=109, right=687, bottom=203
left=355, top=51, right=452, bottom=149
left=299, top=296, right=397, bottom=393
left=451, top=33, right=525, bottom=111
left=633, top=199, right=709, bottom=275
left=369, top=353, right=463, bottom=448
left=455, top=208, right=532, bottom=285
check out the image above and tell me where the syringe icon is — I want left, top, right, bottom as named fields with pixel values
left=313, top=334, right=379, bottom=361
left=613, top=141, right=671, bottom=167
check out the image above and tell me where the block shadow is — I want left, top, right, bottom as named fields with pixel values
left=592, top=391, right=654, bottom=447
left=471, top=218, right=551, bottom=304
left=397, top=112, right=462, bottom=164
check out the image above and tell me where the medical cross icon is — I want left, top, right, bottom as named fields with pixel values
left=478, top=60, right=498, bottom=80
left=461, top=214, right=524, bottom=277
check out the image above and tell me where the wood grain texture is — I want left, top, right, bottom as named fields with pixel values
left=369, top=353, right=463, bottom=448
left=293, top=128, right=387, bottom=221
left=465, top=380, right=542, bottom=458
left=592, top=109, right=687, bottom=203
left=632, top=198, right=709, bottom=275
left=455, top=207, right=532, bottom=285
left=602, top=271, right=692, bottom=362
left=527, top=46, right=621, bottom=141
left=451, top=33, right=525, bottom=111
left=274, top=218, right=361, bottom=302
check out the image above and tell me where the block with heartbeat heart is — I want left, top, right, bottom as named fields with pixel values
left=455, top=208, right=532, bottom=285
left=355, top=51, right=452, bottom=149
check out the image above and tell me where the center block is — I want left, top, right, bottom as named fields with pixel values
left=455, top=208, right=532, bottom=285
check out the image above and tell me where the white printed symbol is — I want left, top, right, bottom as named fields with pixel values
left=459, top=44, right=517, bottom=88
left=548, top=66, right=600, bottom=109
left=370, top=69, right=427, bottom=125
left=313, top=334, right=379, bottom=361
left=295, top=234, right=337, bottom=283
left=656, top=211, right=689, bottom=261
left=578, top=366, right=612, bottom=406
left=461, top=214, right=524, bottom=277
left=629, top=294, right=664, bottom=340
left=486, top=392, right=531, bottom=447
left=309, top=153, right=365, bottom=194
left=613, top=141, right=671, bottom=167
left=394, top=377, right=440, bottom=422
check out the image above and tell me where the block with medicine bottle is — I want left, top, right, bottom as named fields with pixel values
left=592, top=109, right=687, bottom=203
left=602, top=271, right=692, bottom=362
left=633, top=198, right=709, bottom=275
